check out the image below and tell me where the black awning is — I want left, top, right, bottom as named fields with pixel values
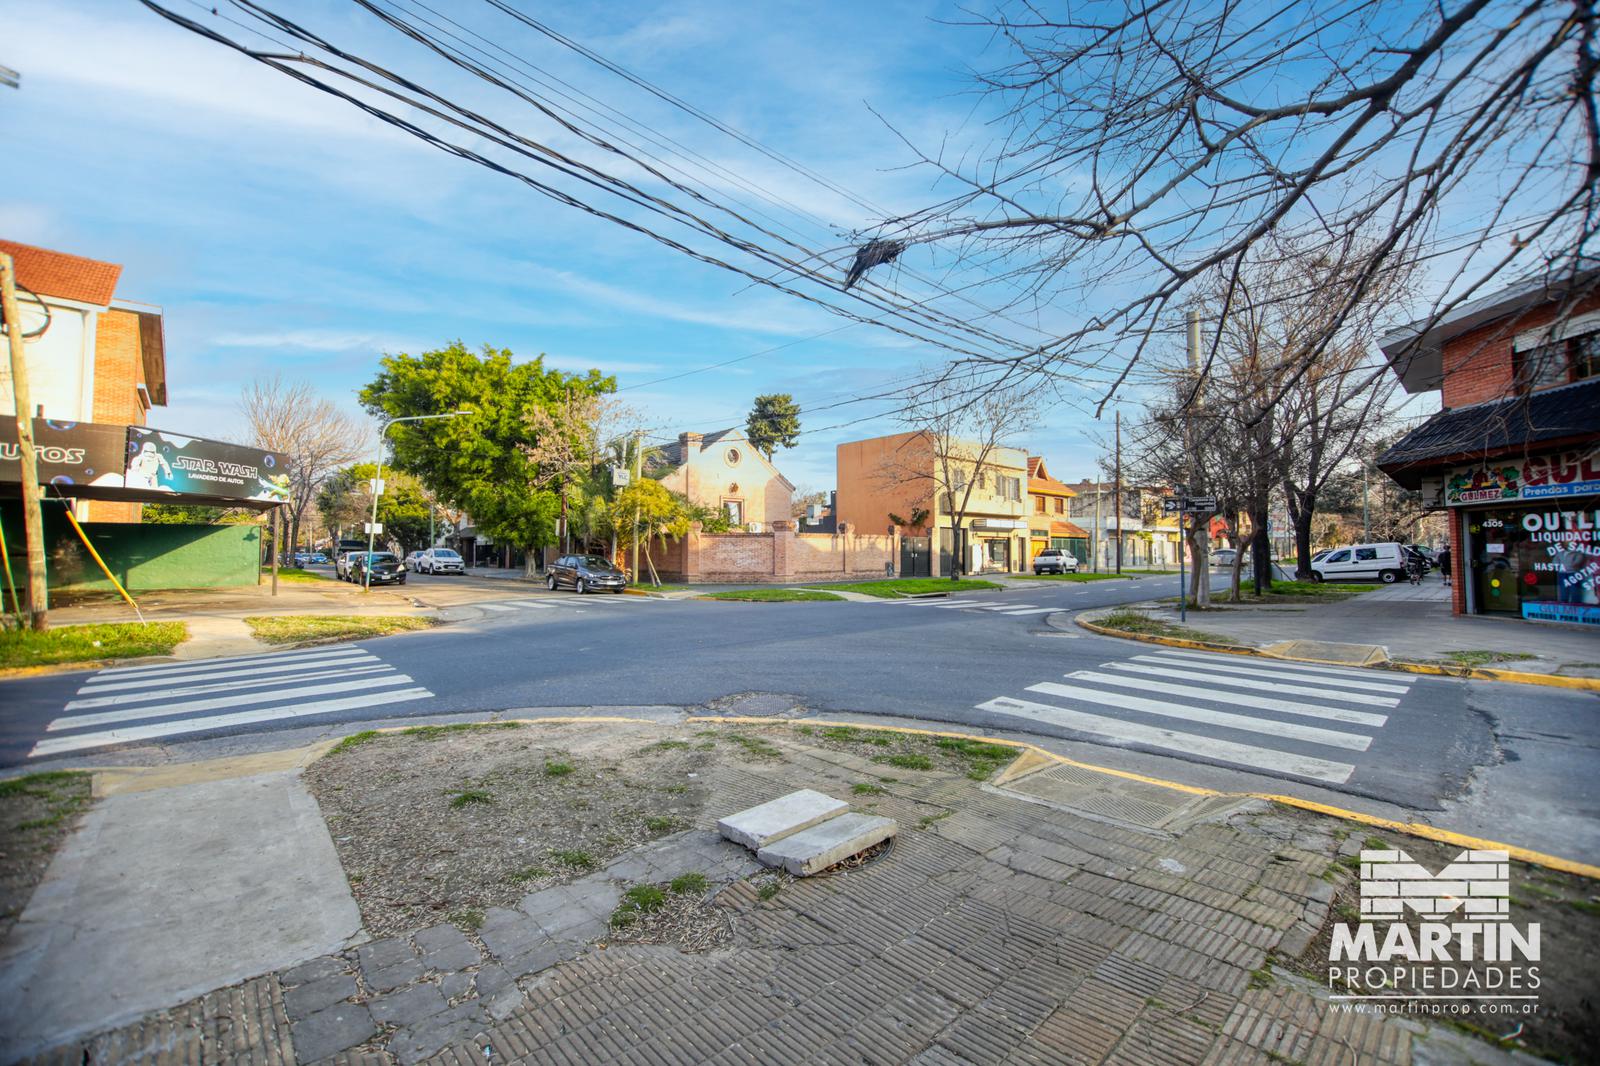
left=1378, top=379, right=1600, bottom=488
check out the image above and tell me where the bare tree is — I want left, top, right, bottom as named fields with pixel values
left=239, top=376, right=368, bottom=558
left=855, top=1, right=1597, bottom=420
left=878, top=373, right=1038, bottom=579
left=522, top=392, right=640, bottom=562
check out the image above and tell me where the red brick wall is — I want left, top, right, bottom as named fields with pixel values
left=644, top=526, right=898, bottom=583
left=1441, top=293, right=1600, bottom=409
left=92, top=309, right=146, bottom=426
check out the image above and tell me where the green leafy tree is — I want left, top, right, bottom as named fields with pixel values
left=359, top=342, right=614, bottom=574
left=141, top=503, right=253, bottom=525
left=744, top=394, right=800, bottom=460
left=318, top=464, right=434, bottom=553
left=609, top=479, right=692, bottom=586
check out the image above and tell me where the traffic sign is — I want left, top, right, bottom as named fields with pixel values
left=1183, top=496, right=1217, bottom=513
left=1161, top=498, right=1182, bottom=514
left=364, top=522, right=383, bottom=534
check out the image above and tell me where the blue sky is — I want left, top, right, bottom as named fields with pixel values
left=3, top=0, right=1453, bottom=493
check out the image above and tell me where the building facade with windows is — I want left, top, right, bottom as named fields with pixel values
left=646, top=428, right=794, bottom=531
left=835, top=431, right=1030, bottom=575
left=1026, top=457, right=1089, bottom=563
left=1065, top=481, right=1181, bottom=570
left=1378, top=268, right=1600, bottom=627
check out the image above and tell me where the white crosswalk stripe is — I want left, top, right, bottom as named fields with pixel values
left=876, top=597, right=1062, bottom=617
left=30, top=646, right=433, bottom=759
left=975, top=648, right=1425, bottom=785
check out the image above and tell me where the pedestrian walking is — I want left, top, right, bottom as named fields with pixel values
left=1437, top=545, right=1451, bottom=587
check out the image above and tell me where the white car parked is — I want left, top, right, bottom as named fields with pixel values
left=1311, top=542, right=1409, bottom=584
left=418, top=547, right=466, bottom=575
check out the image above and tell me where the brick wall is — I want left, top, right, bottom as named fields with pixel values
left=644, top=523, right=898, bottom=583
left=1441, top=293, right=1600, bottom=408
left=92, top=309, right=146, bottom=426
left=695, top=532, right=775, bottom=583
left=790, top=530, right=894, bottom=579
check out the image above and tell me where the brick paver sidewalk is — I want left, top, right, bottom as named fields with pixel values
left=17, top=730, right=1540, bottom=1066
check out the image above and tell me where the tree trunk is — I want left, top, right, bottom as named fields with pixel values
left=1187, top=525, right=1211, bottom=607
left=949, top=519, right=962, bottom=580
left=1249, top=507, right=1272, bottom=595
left=1286, top=486, right=1316, bottom=581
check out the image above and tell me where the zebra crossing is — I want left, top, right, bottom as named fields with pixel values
left=28, top=645, right=433, bottom=759
left=976, top=647, right=1420, bottom=784
left=475, top=595, right=662, bottom=615
left=874, top=597, right=1064, bottom=617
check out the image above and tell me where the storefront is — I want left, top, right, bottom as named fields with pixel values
left=967, top=517, right=1028, bottom=574
left=1446, top=448, right=1600, bottom=627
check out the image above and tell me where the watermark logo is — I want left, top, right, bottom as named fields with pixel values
left=1328, top=849, right=1540, bottom=1015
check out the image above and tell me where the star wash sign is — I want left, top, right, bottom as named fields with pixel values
left=1359, top=848, right=1509, bottom=920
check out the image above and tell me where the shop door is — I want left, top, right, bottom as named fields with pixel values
left=900, top=536, right=931, bottom=577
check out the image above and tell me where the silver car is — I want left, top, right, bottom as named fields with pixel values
left=547, top=554, right=627, bottom=594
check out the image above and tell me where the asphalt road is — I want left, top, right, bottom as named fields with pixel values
left=3, top=571, right=1596, bottom=861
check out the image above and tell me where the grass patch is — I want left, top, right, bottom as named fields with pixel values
left=274, top=567, right=335, bottom=583
left=852, top=783, right=887, bottom=796
left=1567, top=898, right=1600, bottom=917
left=647, top=740, right=690, bottom=752
left=1, top=770, right=93, bottom=936
left=1094, top=608, right=1238, bottom=645
left=918, top=810, right=953, bottom=829
left=700, top=588, right=844, bottom=602
left=544, top=761, right=575, bottom=777
left=0, top=621, right=186, bottom=669
left=447, top=907, right=485, bottom=931
left=549, top=849, right=596, bottom=870
left=756, top=881, right=782, bottom=901
left=723, top=733, right=782, bottom=760
left=1015, top=571, right=1127, bottom=582
left=245, top=614, right=436, bottom=646
left=876, top=753, right=934, bottom=771
left=933, top=737, right=1014, bottom=760
left=448, top=789, right=493, bottom=808
left=670, top=872, right=708, bottom=895
left=821, top=725, right=892, bottom=746
left=645, top=816, right=679, bottom=833
left=509, top=866, right=550, bottom=882
left=1266, top=579, right=1380, bottom=598
left=329, top=730, right=382, bottom=754
left=1435, top=649, right=1540, bottom=667
left=611, top=884, right=669, bottom=927
left=803, top=578, right=1003, bottom=598
left=400, top=721, right=520, bottom=741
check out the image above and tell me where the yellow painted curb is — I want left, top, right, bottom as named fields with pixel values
left=1075, top=616, right=1600, bottom=693
left=683, top=717, right=1600, bottom=881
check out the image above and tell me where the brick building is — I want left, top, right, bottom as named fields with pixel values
left=646, top=428, right=794, bottom=531
left=0, top=239, right=167, bottom=522
left=1378, top=267, right=1600, bottom=627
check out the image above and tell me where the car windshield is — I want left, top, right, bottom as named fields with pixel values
left=360, top=553, right=396, bottom=563
left=432, top=550, right=460, bottom=559
left=579, top=556, right=615, bottom=569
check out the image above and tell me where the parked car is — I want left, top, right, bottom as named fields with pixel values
left=1403, top=546, right=1433, bottom=573
left=345, top=551, right=406, bottom=585
left=403, top=550, right=427, bottom=571
left=1031, top=548, right=1079, bottom=575
left=1310, top=542, right=1409, bottom=584
left=419, top=547, right=466, bottom=575
left=547, top=553, right=627, bottom=593
left=1407, top=544, right=1438, bottom=565
left=1310, top=548, right=1333, bottom=564
left=1209, top=548, right=1237, bottom=568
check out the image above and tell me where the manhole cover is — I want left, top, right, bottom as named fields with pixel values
left=706, top=692, right=806, bottom=717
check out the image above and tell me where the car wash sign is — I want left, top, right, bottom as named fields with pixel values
left=124, top=427, right=291, bottom=504
left=1445, top=448, right=1600, bottom=506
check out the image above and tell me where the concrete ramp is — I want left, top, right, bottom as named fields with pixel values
left=1261, top=639, right=1389, bottom=666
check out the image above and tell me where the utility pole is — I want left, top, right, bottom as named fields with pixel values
left=365, top=410, right=472, bottom=590
left=1361, top=463, right=1369, bottom=542
left=1, top=253, right=48, bottom=629
left=1091, top=469, right=1101, bottom=572
left=631, top=429, right=643, bottom=585
left=1186, top=310, right=1210, bottom=608
left=1113, top=410, right=1123, bottom=575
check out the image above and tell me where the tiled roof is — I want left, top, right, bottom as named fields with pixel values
left=647, top=427, right=739, bottom=469
left=1029, top=475, right=1076, bottom=497
left=0, top=239, right=122, bottom=307
left=1026, top=456, right=1042, bottom=478
left=1377, top=377, right=1600, bottom=487
left=1049, top=519, right=1088, bottom=537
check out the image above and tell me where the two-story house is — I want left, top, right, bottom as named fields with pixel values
left=1378, top=266, right=1600, bottom=627
left=1065, top=480, right=1180, bottom=570
left=646, top=428, right=794, bottom=531
left=836, top=431, right=1031, bottom=575
left=0, top=239, right=167, bottom=522
left=1026, top=457, right=1088, bottom=564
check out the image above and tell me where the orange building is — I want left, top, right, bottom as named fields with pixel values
left=1026, top=457, right=1088, bottom=562
left=0, top=239, right=167, bottom=522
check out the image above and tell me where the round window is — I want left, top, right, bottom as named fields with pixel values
left=726, top=447, right=741, bottom=466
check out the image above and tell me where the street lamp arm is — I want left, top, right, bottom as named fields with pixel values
left=362, top=409, right=474, bottom=590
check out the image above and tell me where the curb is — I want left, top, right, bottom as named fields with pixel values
left=684, top=716, right=1600, bottom=881
left=1073, top=615, right=1600, bottom=693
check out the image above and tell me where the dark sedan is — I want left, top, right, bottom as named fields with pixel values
left=547, top=553, right=627, bottom=594
left=346, top=551, right=407, bottom=586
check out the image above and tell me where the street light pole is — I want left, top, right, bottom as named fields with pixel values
left=364, top=410, right=472, bottom=591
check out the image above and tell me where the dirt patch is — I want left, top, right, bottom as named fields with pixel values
left=0, top=771, right=92, bottom=937
left=1273, top=819, right=1600, bottom=1063
left=605, top=881, right=734, bottom=953
left=305, top=723, right=719, bottom=937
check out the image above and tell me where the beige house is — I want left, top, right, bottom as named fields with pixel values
left=647, top=428, right=794, bottom=530
left=835, top=431, right=1031, bottom=575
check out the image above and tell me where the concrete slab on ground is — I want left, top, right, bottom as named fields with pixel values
left=0, top=768, right=361, bottom=1058
left=755, top=811, right=898, bottom=875
left=718, top=788, right=849, bottom=849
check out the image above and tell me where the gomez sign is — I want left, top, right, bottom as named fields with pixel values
left=1446, top=448, right=1600, bottom=506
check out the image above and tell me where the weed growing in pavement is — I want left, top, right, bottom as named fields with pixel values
left=852, top=783, right=886, bottom=795
left=401, top=721, right=521, bottom=741
left=1248, top=964, right=1275, bottom=989
left=645, top=816, right=679, bottom=833
left=509, top=866, right=551, bottom=882
left=329, top=730, right=382, bottom=754
left=448, top=908, right=485, bottom=931
left=1363, top=836, right=1388, bottom=850
left=1096, top=608, right=1238, bottom=645
left=647, top=740, right=691, bottom=751
left=670, top=873, right=708, bottom=895
left=757, top=881, right=782, bottom=901
left=663, top=784, right=688, bottom=794
left=611, top=884, right=669, bottom=926
left=544, top=762, right=575, bottom=777
left=448, top=789, right=493, bottom=808
left=918, top=810, right=953, bottom=829
left=723, top=733, right=782, bottom=759
left=549, top=849, right=596, bottom=870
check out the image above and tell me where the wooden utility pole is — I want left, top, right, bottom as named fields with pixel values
left=0, top=253, right=48, bottom=629
left=1113, top=410, right=1123, bottom=574
left=631, top=430, right=643, bottom=585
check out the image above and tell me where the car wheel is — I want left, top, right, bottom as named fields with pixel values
left=547, top=574, right=557, bottom=591
left=1380, top=569, right=1399, bottom=584
left=576, top=578, right=588, bottom=594
left=398, top=576, right=406, bottom=585
left=1310, top=572, right=1324, bottom=583
left=611, top=588, right=623, bottom=594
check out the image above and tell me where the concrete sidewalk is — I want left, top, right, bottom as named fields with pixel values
left=3, top=719, right=1572, bottom=1066
left=1107, top=575, right=1600, bottom=678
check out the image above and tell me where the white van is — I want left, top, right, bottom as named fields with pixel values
left=1311, top=542, right=1409, bottom=584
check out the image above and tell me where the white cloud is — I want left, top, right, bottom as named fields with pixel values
left=209, top=329, right=414, bottom=353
